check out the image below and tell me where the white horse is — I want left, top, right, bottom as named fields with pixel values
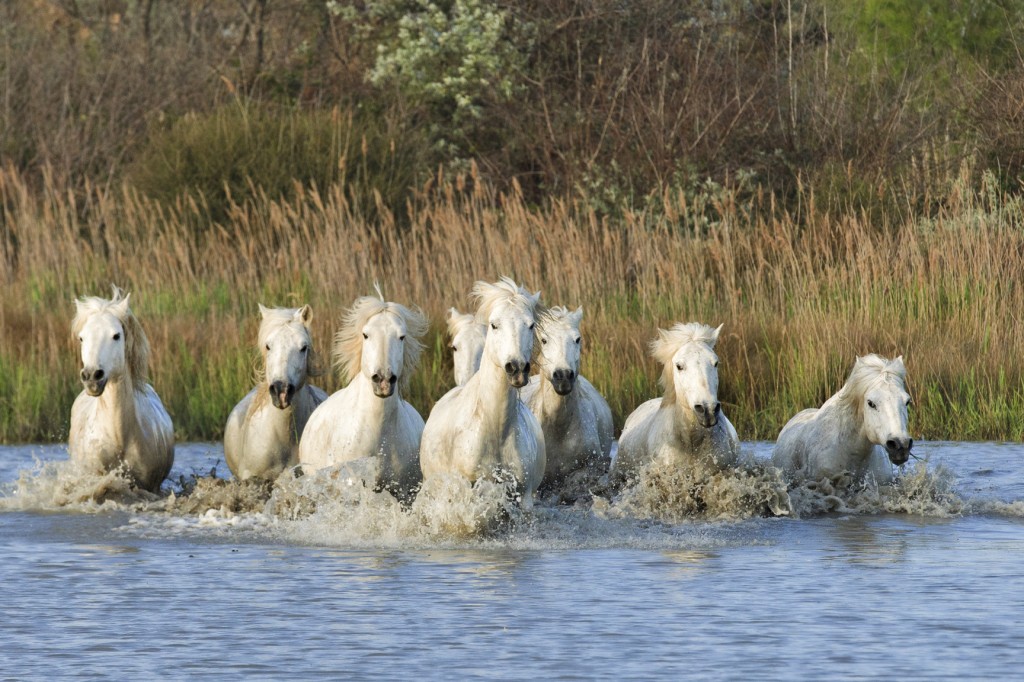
left=772, top=354, right=913, bottom=483
left=69, top=288, right=174, bottom=492
left=298, top=289, right=428, bottom=498
left=420, top=277, right=546, bottom=507
left=612, top=322, right=739, bottom=484
left=521, top=306, right=614, bottom=488
left=224, top=305, right=328, bottom=480
left=446, top=307, right=486, bottom=386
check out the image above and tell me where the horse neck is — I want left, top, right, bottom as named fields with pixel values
left=665, top=392, right=706, bottom=449
left=350, top=373, right=401, bottom=421
left=537, top=372, right=580, bottom=424
left=96, top=375, right=140, bottom=438
left=471, top=357, right=519, bottom=427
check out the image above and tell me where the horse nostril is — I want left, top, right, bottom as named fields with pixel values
left=388, top=375, right=397, bottom=385
left=907, top=438, right=914, bottom=450
left=80, top=369, right=89, bottom=382
left=523, top=362, right=530, bottom=374
left=371, top=373, right=382, bottom=384
left=92, top=369, right=104, bottom=382
left=504, top=362, right=515, bottom=374
left=886, top=439, right=899, bottom=451
left=694, top=404, right=705, bottom=414
left=713, top=402, right=721, bottom=415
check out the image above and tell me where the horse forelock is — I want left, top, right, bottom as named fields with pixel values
left=446, top=308, right=480, bottom=340
left=332, top=294, right=428, bottom=391
left=838, top=354, right=907, bottom=413
left=471, top=276, right=540, bottom=324
left=72, top=287, right=150, bottom=390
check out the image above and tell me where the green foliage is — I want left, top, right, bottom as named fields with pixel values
left=128, top=101, right=425, bottom=223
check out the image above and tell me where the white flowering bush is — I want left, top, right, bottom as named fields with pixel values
left=329, top=0, right=531, bottom=156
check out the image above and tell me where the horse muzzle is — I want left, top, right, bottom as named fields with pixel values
left=504, top=360, right=530, bottom=389
left=81, top=368, right=107, bottom=397
left=550, top=368, right=576, bottom=396
left=269, top=381, right=296, bottom=409
left=694, top=402, right=721, bottom=428
left=885, top=437, right=913, bottom=466
left=372, top=372, right=397, bottom=398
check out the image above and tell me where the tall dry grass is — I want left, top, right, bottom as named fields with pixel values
left=1, top=165, right=1022, bottom=443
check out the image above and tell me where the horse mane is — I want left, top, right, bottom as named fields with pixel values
left=471, top=276, right=542, bottom=324
left=255, top=305, right=325, bottom=381
left=836, top=354, right=907, bottom=416
left=332, top=288, right=428, bottom=391
left=71, top=286, right=150, bottom=390
left=650, top=322, right=720, bottom=402
left=446, top=308, right=481, bottom=341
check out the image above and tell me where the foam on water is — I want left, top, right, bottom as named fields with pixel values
left=1, top=445, right=1019, bottom=550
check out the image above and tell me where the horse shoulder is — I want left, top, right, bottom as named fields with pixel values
left=613, top=398, right=662, bottom=478
left=224, top=387, right=258, bottom=473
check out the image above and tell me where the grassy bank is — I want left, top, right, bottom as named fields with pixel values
left=2, top=166, right=1022, bottom=443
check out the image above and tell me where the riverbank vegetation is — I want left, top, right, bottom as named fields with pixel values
left=2, top=1, right=1024, bottom=441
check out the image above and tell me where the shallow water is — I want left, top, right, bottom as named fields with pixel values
left=2, top=441, right=1023, bottom=679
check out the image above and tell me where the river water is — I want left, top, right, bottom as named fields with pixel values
left=1, top=441, right=1022, bottom=679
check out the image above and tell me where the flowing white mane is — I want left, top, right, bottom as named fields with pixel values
left=71, top=286, right=150, bottom=390
left=332, top=288, right=428, bottom=390
left=471, top=276, right=541, bottom=323
left=650, top=322, right=719, bottom=392
left=837, top=354, right=908, bottom=414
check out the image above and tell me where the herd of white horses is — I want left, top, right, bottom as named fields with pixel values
left=68, top=279, right=915, bottom=510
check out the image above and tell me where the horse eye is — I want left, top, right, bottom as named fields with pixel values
left=77, top=336, right=83, bottom=343
left=574, top=337, right=581, bottom=345
left=867, top=400, right=877, bottom=410
left=113, top=333, right=121, bottom=341
left=300, top=345, right=308, bottom=353
left=676, top=363, right=685, bottom=371
left=541, top=338, right=548, bottom=345
left=266, top=344, right=271, bottom=351
left=362, top=333, right=369, bottom=340
left=529, top=323, right=535, bottom=330
left=713, top=360, right=719, bottom=368
left=906, top=398, right=913, bottom=407
left=490, top=323, right=498, bottom=330
left=399, top=335, right=406, bottom=341
left=451, top=345, right=458, bottom=352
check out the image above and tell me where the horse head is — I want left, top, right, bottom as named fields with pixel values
left=334, top=289, right=427, bottom=400
left=654, top=322, right=724, bottom=429
left=73, top=288, right=148, bottom=397
left=446, top=307, right=486, bottom=386
left=853, top=355, right=913, bottom=465
left=473, top=277, right=541, bottom=389
left=537, top=306, right=584, bottom=396
left=259, top=304, right=316, bottom=409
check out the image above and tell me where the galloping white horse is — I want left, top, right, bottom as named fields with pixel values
left=772, top=354, right=913, bottom=483
left=420, top=278, right=545, bottom=507
left=521, top=306, right=613, bottom=487
left=446, top=307, right=486, bottom=386
left=224, top=305, right=328, bottom=480
left=69, top=288, right=174, bottom=492
left=298, top=289, right=428, bottom=497
left=612, top=322, right=739, bottom=483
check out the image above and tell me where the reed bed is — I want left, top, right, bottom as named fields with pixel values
left=1, top=167, right=1022, bottom=443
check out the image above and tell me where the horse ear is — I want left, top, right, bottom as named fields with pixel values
left=258, top=303, right=270, bottom=319
left=446, top=307, right=458, bottom=322
left=112, top=292, right=131, bottom=317
left=295, top=305, right=312, bottom=325
left=570, top=306, right=584, bottom=325
left=712, top=323, right=724, bottom=344
left=892, top=355, right=906, bottom=373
